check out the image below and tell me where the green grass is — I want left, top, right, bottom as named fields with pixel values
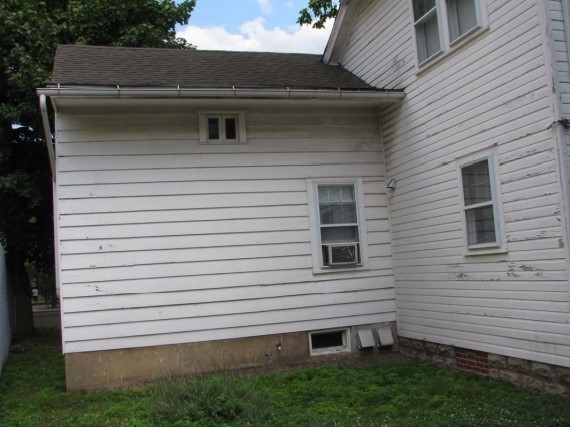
left=1, top=333, right=569, bottom=426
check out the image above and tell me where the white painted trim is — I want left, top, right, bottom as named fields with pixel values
left=542, top=0, right=570, bottom=307
left=52, top=111, right=65, bottom=351
left=323, top=0, right=363, bottom=65
left=563, top=0, right=570, bottom=71
left=307, top=178, right=369, bottom=274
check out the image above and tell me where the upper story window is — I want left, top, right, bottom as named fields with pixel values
left=198, top=111, right=247, bottom=144
left=307, top=178, right=369, bottom=273
left=458, top=151, right=505, bottom=254
left=411, top=0, right=485, bottom=66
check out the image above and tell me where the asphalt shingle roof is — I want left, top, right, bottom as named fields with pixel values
left=50, top=44, right=376, bottom=91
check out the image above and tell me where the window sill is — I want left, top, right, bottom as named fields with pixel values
left=312, top=264, right=369, bottom=275
left=464, top=247, right=507, bottom=257
left=199, top=141, right=246, bottom=145
left=416, top=25, right=490, bottom=76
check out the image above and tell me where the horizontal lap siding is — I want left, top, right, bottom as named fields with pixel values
left=56, top=106, right=396, bottom=353
left=341, top=0, right=570, bottom=366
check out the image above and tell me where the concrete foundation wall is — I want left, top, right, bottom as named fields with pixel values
left=399, top=337, right=570, bottom=395
left=65, top=323, right=397, bottom=390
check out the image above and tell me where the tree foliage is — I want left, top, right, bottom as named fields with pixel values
left=297, top=0, right=339, bottom=29
left=0, top=0, right=195, bottom=339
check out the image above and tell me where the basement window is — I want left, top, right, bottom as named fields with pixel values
left=198, top=111, right=247, bottom=143
left=309, top=329, right=350, bottom=355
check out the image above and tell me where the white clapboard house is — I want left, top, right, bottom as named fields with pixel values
left=39, top=0, right=570, bottom=391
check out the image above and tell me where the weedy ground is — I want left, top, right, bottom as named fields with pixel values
left=1, top=332, right=569, bottom=426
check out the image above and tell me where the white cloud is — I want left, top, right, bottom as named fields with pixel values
left=178, top=17, right=333, bottom=54
left=286, top=1, right=295, bottom=8
left=257, top=0, right=274, bottom=15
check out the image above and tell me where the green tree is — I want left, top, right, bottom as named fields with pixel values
left=298, top=0, right=339, bottom=29
left=0, top=0, right=195, bottom=340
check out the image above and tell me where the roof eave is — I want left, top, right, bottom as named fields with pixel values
left=37, top=85, right=405, bottom=103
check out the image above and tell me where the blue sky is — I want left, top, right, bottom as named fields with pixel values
left=177, top=0, right=334, bottom=53
left=190, top=0, right=306, bottom=33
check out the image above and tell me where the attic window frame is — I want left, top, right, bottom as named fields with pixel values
left=198, top=110, right=247, bottom=144
left=410, top=0, right=487, bottom=68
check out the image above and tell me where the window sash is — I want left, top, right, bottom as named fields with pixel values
left=460, top=157, right=500, bottom=249
left=412, top=0, right=482, bottom=65
left=206, top=114, right=238, bottom=142
left=413, top=1, right=441, bottom=63
left=447, top=0, right=478, bottom=43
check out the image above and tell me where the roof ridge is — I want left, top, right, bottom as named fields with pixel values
left=56, top=44, right=322, bottom=57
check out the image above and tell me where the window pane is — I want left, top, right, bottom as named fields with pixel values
left=321, top=226, right=358, bottom=243
left=318, top=185, right=356, bottom=225
left=416, top=13, right=441, bottom=62
left=320, top=204, right=357, bottom=224
left=208, top=117, right=219, bottom=140
left=447, top=0, right=478, bottom=42
left=225, top=117, right=237, bottom=140
left=413, top=0, right=436, bottom=21
left=462, top=159, right=491, bottom=205
left=465, top=205, right=496, bottom=245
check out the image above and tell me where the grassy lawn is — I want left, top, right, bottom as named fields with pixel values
left=1, top=332, right=569, bottom=426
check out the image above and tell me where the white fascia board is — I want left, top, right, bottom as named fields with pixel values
left=323, top=0, right=363, bottom=65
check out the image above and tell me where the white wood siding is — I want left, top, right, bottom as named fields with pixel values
left=55, top=104, right=396, bottom=353
left=340, top=0, right=570, bottom=367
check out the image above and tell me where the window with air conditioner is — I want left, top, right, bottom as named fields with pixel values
left=307, top=178, right=368, bottom=273
left=411, top=0, right=485, bottom=66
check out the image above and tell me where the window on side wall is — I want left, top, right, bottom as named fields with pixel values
left=307, top=179, right=369, bottom=273
left=198, top=111, right=247, bottom=143
left=458, top=153, right=505, bottom=254
left=411, top=0, right=484, bottom=66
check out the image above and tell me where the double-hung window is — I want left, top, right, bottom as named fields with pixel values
left=459, top=154, right=504, bottom=252
left=308, top=179, right=368, bottom=273
left=413, top=0, right=442, bottom=64
left=411, top=0, right=484, bottom=65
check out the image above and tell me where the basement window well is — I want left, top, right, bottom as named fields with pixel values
left=309, top=329, right=350, bottom=355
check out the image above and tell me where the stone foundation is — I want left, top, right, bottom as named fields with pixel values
left=399, top=337, right=570, bottom=395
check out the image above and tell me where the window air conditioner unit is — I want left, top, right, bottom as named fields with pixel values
left=323, top=243, right=359, bottom=266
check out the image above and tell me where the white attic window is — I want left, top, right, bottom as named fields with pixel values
left=198, top=111, right=247, bottom=143
left=410, top=0, right=486, bottom=66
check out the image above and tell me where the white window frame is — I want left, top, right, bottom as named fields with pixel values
left=198, top=110, right=247, bottom=144
left=410, top=0, right=486, bottom=67
left=307, top=178, right=369, bottom=274
left=457, top=150, right=506, bottom=255
left=309, top=328, right=351, bottom=356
